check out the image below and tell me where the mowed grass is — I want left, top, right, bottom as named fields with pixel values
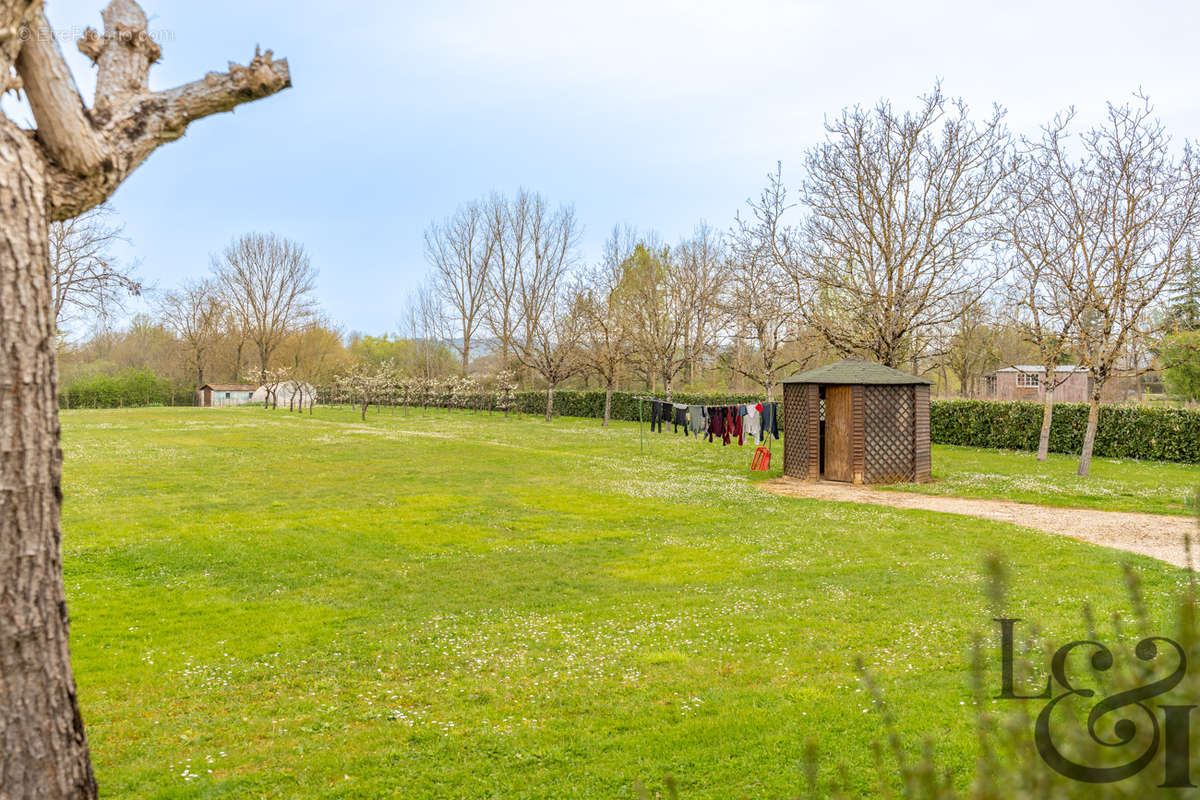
left=884, top=444, right=1199, bottom=516
left=60, top=407, right=1196, bottom=798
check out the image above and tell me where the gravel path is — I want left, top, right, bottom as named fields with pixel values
left=760, top=477, right=1197, bottom=569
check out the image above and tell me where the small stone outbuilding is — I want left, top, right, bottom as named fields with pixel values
left=782, top=359, right=932, bottom=484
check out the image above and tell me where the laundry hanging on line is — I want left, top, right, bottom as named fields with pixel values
left=639, top=398, right=780, bottom=447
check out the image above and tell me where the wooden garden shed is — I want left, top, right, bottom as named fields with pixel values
left=781, top=359, right=932, bottom=484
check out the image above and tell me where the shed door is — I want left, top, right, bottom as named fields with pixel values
left=824, top=386, right=853, bottom=482
left=203, top=388, right=212, bottom=407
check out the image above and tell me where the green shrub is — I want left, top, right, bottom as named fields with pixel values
left=510, top=390, right=768, bottom=422
left=59, top=368, right=195, bottom=409
left=370, top=389, right=1200, bottom=464
left=930, top=399, right=1200, bottom=464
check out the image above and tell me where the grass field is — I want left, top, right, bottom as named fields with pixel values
left=61, top=406, right=1197, bottom=798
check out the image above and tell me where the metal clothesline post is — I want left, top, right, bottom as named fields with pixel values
left=638, top=397, right=645, bottom=455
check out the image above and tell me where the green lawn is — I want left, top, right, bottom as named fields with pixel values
left=60, top=407, right=1197, bottom=798
left=884, top=444, right=1199, bottom=516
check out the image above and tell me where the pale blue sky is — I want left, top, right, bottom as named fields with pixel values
left=9, top=0, right=1200, bottom=334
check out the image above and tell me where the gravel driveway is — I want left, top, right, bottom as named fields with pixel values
left=761, top=477, right=1197, bottom=569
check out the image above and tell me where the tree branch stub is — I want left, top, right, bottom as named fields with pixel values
left=9, top=0, right=291, bottom=220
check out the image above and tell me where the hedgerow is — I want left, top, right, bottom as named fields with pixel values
left=59, top=369, right=196, bottom=409
left=929, top=399, right=1200, bottom=464
left=509, top=391, right=1200, bottom=464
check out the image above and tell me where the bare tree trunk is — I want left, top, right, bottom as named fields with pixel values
left=0, top=128, right=98, bottom=799
left=545, top=385, right=555, bottom=422
left=603, top=385, right=612, bottom=427
left=234, top=340, right=244, bottom=382
left=1078, top=390, right=1102, bottom=476
left=1037, top=387, right=1054, bottom=462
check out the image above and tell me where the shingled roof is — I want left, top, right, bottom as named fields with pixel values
left=781, top=358, right=933, bottom=385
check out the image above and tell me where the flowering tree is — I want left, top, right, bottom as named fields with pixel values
left=492, top=369, right=519, bottom=418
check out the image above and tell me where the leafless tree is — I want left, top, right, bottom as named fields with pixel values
left=1033, top=98, right=1200, bottom=475
left=404, top=281, right=452, bottom=380
left=214, top=233, right=317, bottom=383
left=615, top=234, right=699, bottom=399
left=935, top=296, right=996, bottom=398
left=727, top=182, right=806, bottom=398
left=49, top=203, right=141, bottom=330
left=578, top=227, right=635, bottom=425
left=425, top=200, right=494, bottom=375
left=483, top=190, right=530, bottom=371
left=794, top=85, right=1011, bottom=367
left=0, top=1, right=290, bottom=793
left=1000, top=123, right=1089, bottom=460
left=675, top=223, right=726, bottom=387
left=159, top=279, right=222, bottom=387
left=511, top=197, right=583, bottom=420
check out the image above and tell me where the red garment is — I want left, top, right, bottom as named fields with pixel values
left=707, top=406, right=725, bottom=443
left=727, top=406, right=744, bottom=446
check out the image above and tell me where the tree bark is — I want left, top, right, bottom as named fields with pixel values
left=1037, top=386, right=1054, bottom=462
left=1078, top=390, right=1102, bottom=476
left=0, top=4, right=291, bottom=795
left=0, top=125, right=98, bottom=799
left=545, top=384, right=555, bottom=422
left=603, top=385, right=612, bottom=427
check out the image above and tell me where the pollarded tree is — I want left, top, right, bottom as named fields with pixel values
left=0, top=2, right=290, bottom=796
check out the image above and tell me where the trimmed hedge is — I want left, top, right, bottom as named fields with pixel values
left=504, top=390, right=1200, bottom=464
left=929, top=399, right=1200, bottom=464
left=510, top=390, right=767, bottom=423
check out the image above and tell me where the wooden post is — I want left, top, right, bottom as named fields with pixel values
left=913, top=384, right=931, bottom=483
left=851, top=385, right=865, bottom=484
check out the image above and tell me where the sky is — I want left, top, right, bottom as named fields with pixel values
left=7, top=0, right=1200, bottom=335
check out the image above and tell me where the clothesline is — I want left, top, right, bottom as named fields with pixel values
left=634, top=396, right=780, bottom=456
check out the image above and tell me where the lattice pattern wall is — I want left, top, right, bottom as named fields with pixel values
left=782, top=383, right=808, bottom=477
left=862, top=385, right=915, bottom=483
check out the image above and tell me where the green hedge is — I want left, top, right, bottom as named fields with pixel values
left=929, top=399, right=1200, bottom=463
left=503, top=390, right=1200, bottom=464
left=60, top=369, right=196, bottom=409
left=510, top=390, right=768, bottom=422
